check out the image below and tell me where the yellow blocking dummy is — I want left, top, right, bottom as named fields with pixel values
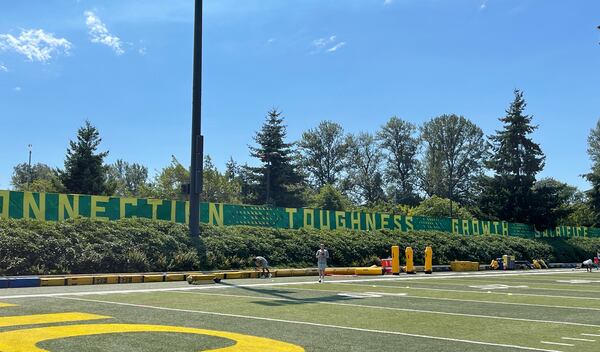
left=405, top=247, right=415, bottom=274
left=424, top=246, right=433, bottom=274
left=391, top=246, right=400, bottom=275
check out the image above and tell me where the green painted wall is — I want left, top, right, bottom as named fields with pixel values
left=0, top=190, right=596, bottom=238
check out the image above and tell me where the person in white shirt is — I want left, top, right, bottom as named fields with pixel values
left=583, top=259, right=593, bottom=272
left=316, top=244, right=329, bottom=283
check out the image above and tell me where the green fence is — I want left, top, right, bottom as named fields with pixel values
left=0, top=190, right=597, bottom=239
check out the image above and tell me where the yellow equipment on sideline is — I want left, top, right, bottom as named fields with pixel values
left=424, top=246, right=433, bottom=274
left=391, top=246, right=400, bottom=275
left=405, top=247, right=415, bottom=274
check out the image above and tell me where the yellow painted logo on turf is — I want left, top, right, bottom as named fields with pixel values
left=0, top=303, right=304, bottom=351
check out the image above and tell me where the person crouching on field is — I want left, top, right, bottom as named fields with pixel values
left=316, top=244, right=329, bottom=283
left=583, top=259, right=594, bottom=273
left=255, top=256, right=271, bottom=278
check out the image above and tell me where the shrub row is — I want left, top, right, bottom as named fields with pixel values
left=0, top=218, right=598, bottom=276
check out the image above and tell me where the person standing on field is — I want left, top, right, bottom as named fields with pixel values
left=316, top=244, right=329, bottom=283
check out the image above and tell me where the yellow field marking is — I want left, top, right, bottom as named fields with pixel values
left=0, top=313, right=109, bottom=328
left=0, top=302, right=16, bottom=308
left=0, top=324, right=305, bottom=352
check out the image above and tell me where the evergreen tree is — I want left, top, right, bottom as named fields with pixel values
left=243, top=109, right=306, bottom=207
left=480, top=90, right=545, bottom=223
left=585, top=118, right=600, bottom=225
left=59, top=121, right=110, bottom=195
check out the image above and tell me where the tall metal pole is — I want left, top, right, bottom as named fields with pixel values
left=189, top=0, right=204, bottom=236
left=27, top=144, right=32, bottom=190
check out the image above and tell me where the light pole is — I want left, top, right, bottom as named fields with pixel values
left=189, top=0, right=204, bottom=237
left=27, top=144, right=32, bottom=190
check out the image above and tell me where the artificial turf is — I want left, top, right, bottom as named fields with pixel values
left=1, top=269, right=599, bottom=351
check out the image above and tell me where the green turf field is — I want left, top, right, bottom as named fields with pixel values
left=1, top=269, right=600, bottom=351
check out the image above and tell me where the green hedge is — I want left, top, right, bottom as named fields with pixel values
left=0, top=218, right=598, bottom=276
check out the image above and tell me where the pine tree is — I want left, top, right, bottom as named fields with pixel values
left=481, top=90, right=545, bottom=223
left=59, top=121, right=110, bottom=195
left=243, top=109, right=306, bottom=207
left=585, top=118, right=600, bottom=226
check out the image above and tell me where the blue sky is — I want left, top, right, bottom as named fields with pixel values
left=0, top=0, right=599, bottom=191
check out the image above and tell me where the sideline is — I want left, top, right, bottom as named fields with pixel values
left=0, top=270, right=578, bottom=300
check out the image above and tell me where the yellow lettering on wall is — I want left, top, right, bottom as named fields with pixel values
left=451, top=219, right=459, bottom=234
left=365, top=213, right=376, bottom=231
left=303, top=209, right=315, bottom=228
left=170, top=201, right=177, bottom=222
left=406, top=216, right=413, bottom=231
left=335, top=211, right=346, bottom=228
left=319, top=210, right=330, bottom=230
left=502, top=222, right=509, bottom=236
left=90, top=196, right=109, bottom=220
left=351, top=212, right=360, bottom=230
left=285, top=208, right=297, bottom=228
left=492, top=221, right=500, bottom=235
left=0, top=190, right=9, bottom=219
left=393, top=215, right=402, bottom=231
left=381, top=213, right=390, bottom=229
left=472, top=220, right=480, bottom=235
left=208, top=203, right=224, bottom=226
left=584, top=227, right=588, bottom=237
left=119, top=198, right=137, bottom=219
left=481, top=221, right=490, bottom=235
left=24, top=192, right=45, bottom=220
left=462, top=219, right=470, bottom=235
left=147, top=199, right=163, bottom=220
left=58, top=194, right=79, bottom=220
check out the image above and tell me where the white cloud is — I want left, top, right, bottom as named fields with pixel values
left=0, top=63, right=7, bottom=72
left=384, top=0, right=394, bottom=5
left=13, top=86, right=21, bottom=92
left=480, top=0, right=488, bottom=10
left=311, top=35, right=346, bottom=54
left=138, top=47, right=147, bottom=55
left=327, top=42, right=346, bottom=52
left=267, top=38, right=276, bottom=44
left=84, top=10, right=124, bottom=55
left=0, top=29, right=71, bottom=62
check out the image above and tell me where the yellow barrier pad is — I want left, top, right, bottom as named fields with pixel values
left=274, top=269, right=292, bottom=277
left=40, top=278, right=65, bottom=287
left=355, top=267, right=382, bottom=275
left=143, top=275, right=164, bottom=283
left=93, top=276, right=118, bottom=285
left=66, top=276, right=94, bottom=286
left=118, top=275, right=143, bottom=284
left=165, top=274, right=185, bottom=282
left=224, top=272, right=243, bottom=279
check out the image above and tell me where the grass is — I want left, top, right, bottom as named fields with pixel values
left=1, top=270, right=600, bottom=351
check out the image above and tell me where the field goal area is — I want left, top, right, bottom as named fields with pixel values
left=0, top=269, right=599, bottom=351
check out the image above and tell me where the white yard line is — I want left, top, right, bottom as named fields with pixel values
left=540, top=341, right=574, bottom=347
left=561, top=337, right=595, bottom=342
left=278, top=286, right=600, bottom=312
left=335, top=282, right=600, bottom=301
left=176, top=290, right=600, bottom=328
left=581, top=333, right=600, bottom=337
left=56, top=296, right=565, bottom=352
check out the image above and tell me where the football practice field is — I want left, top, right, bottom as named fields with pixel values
left=1, top=269, right=600, bottom=352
